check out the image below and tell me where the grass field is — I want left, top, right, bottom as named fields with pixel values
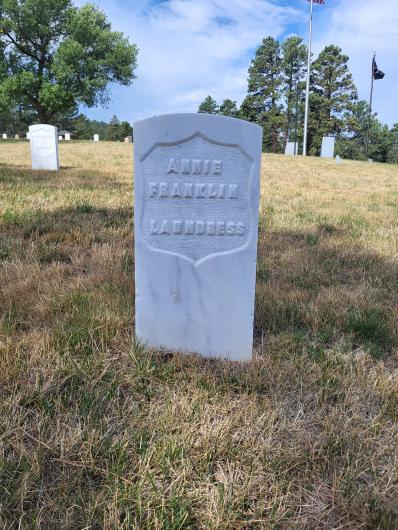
left=0, top=140, right=397, bottom=529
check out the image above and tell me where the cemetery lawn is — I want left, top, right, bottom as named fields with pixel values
left=1, top=140, right=398, bottom=529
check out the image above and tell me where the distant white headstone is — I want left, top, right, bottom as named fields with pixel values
left=29, top=124, right=59, bottom=171
left=321, top=136, right=335, bottom=158
left=335, top=155, right=341, bottom=164
left=94, top=134, right=99, bottom=142
left=26, top=132, right=30, bottom=140
left=134, top=113, right=262, bottom=361
left=2, top=133, right=7, bottom=139
left=124, top=136, right=133, bottom=143
left=58, top=135, right=63, bottom=141
left=15, top=134, right=19, bottom=140
left=368, top=158, right=373, bottom=163
left=285, top=141, right=298, bottom=155
left=65, top=133, right=71, bottom=141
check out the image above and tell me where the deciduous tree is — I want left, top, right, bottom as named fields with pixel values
left=0, top=0, right=138, bottom=123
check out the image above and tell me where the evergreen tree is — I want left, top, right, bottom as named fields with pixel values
left=281, top=36, right=307, bottom=148
left=0, top=106, right=34, bottom=136
left=70, top=114, right=93, bottom=139
left=240, top=37, right=283, bottom=152
left=388, top=124, right=398, bottom=164
left=106, top=115, right=121, bottom=141
left=219, top=99, right=239, bottom=118
left=309, top=45, right=357, bottom=154
left=120, top=121, right=133, bottom=139
left=337, top=100, right=393, bottom=163
left=198, top=96, right=219, bottom=114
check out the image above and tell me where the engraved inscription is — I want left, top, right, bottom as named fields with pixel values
left=141, top=134, right=252, bottom=263
left=30, top=129, right=53, bottom=154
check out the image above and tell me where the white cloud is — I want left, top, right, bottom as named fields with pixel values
left=78, top=0, right=397, bottom=127
left=78, top=0, right=302, bottom=122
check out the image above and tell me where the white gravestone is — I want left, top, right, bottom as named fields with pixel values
left=285, top=141, right=298, bottom=155
left=26, top=132, right=30, bottom=140
left=2, top=134, right=7, bottom=139
left=94, top=134, right=99, bottom=142
left=29, top=124, right=59, bottom=171
left=134, top=113, right=262, bottom=361
left=321, top=136, right=335, bottom=158
left=124, top=136, right=133, bottom=143
left=15, top=134, right=19, bottom=140
left=65, top=133, right=71, bottom=141
left=58, top=135, right=63, bottom=141
left=335, top=155, right=341, bottom=164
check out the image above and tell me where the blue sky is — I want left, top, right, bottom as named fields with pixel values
left=76, top=0, right=397, bottom=127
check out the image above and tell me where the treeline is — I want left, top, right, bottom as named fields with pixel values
left=198, top=36, right=398, bottom=163
left=70, top=115, right=133, bottom=141
left=0, top=112, right=133, bottom=142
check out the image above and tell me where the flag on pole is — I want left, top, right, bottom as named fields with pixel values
left=308, top=0, right=325, bottom=3
left=372, top=57, right=385, bottom=80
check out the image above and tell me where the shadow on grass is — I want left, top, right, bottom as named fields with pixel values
left=1, top=205, right=133, bottom=241
left=1, top=202, right=397, bottom=360
left=254, top=225, right=397, bottom=358
left=0, top=164, right=132, bottom=191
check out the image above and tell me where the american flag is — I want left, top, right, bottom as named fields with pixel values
left=308, top=0, right=325, bottom=3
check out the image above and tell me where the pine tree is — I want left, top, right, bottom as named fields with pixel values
left=388, top=124, right=398, bottom=164
left=240, top=37, right=283, bottom=152
left=120, top=121, right=133, bottom=139
left=106, top=115, right=121, bottom=141
left=309, top=45, right=357, bottom=154
left=219, top=99, right=239, bottom=118
left=337, top=100, right=393, bottom=163
left=281, top=36, right=307, bottom=149
left=198, top=96, right=219, bottom=114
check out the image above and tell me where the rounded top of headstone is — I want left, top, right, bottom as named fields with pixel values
left=29, top=124, right=57, bottom=132
left=133, top=113, right=262, bottom=132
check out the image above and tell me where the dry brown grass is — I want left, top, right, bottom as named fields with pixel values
left=0, top=140, right=398, bottom=529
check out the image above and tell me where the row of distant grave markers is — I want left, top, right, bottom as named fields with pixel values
left=284, top=136, right=336, bottom=158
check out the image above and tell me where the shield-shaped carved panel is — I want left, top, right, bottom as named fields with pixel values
left=140, top=133, right=253, bottom=264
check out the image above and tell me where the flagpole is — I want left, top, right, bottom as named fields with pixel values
left=302, top=0, right=313, bottom=156
left=365, top=52, right=375, bottom=158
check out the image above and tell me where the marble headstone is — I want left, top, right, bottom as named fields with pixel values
left=2, top=134, right=7, bottom=139
left=26, top=132, right=30, bottom=140
left=94, top=134, right=99, bottom=142
left=29, top=124, right=59, bottom=171
left=335, top=155, right=341, bottom=164
left=134, top=113, right=262, bottom=361
left=285, top=141, right=298, bottom=155
left=124, top=136, right=133, bottom=143
left=321, top=136, right=335, bottom=158
left=65, top=133, right=71, bottom=141
left=15, top=134, right=19, bottom=139
left=58, top=135, right=63, bottom=141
